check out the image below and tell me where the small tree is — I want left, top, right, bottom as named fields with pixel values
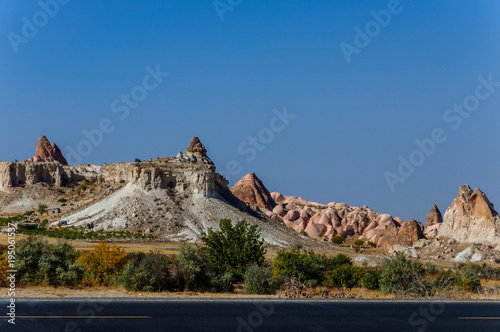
left=76, top=242, right=128, bottom=285
left=380, top=253, right=429, bottom=297
left=37, top=204, right=48, bottom=215
left=331, top=235, right=344, bottom=245
left=201, top=219, right=265, bottom=281
left=354, top=239, right=364, bottom=248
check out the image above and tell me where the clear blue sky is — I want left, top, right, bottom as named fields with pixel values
left=1, top=0, right=499, bottom=224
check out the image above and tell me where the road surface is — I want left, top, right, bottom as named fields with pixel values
left=1, top=298, right=499, bottom=331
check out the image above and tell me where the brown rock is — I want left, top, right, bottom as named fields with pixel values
left=230, top=173, right=276, bottom=210
left=28, top=135, right=68, bottom=165
left=426, top=204, right=443, bottom=227
left=184, top=137, right=213, bottom=164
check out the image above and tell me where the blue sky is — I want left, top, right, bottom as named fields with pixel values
left=1, top=0, right=499, bottom=223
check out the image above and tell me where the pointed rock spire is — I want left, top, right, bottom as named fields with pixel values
left=230, top=173, right=276, bottom=210
left=28, top=135, right=68, bottom=165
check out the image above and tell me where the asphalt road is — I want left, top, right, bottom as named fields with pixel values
left=1, top=298, right=499, bottom=332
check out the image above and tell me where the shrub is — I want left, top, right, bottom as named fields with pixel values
left=425, top=262, right=438, bottom=275
left=326, top=264, right=365, bottom=288
left=37, top=204, right=48, bottom=215
left=244, top=263, right=277, bottom=295
left=380, top=253, right=429, bottom=297
left=39, top=219, right=49, bottom=229
left=175, top=243, right=212, bottom=291
left=354, top=239, right=364, bottom=247
left=201, top=219, right=265, bottom=281
left=455, top=265, right=482, bottom=293
left=120, top=252, right=172, bottom=292
left=0, top=245, right=8, bottom=287
left=326, top=254, right=352, bottom=270
left=76, top=242, right=128, bottom=286
left=367, top=241, right=376, bottom=248
left=14, top=238, right=83, bottom=286
left=331, top=235, right=344, bottom=245
left=210, top=271, right=235, bottom=293
left=58, top=199, right=67, bottom=203
left=362, top=268, right=381, bottom=290
left=273, top=247, right=328, bottom=286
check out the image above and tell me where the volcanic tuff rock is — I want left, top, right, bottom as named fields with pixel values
left=232, top=175, right=426, bottom=248
left=0, top=136, right=314, bottom=247
left=230, top=173, right=276, bottom=210
left=439, top=185, right=500, bottom=244
left=424, top=204, right=443, bottom=239
left=28, top=135, right=68, bottom=165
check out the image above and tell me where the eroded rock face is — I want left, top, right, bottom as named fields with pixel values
left=230, top=173, right=276, bottom=211
left=424, top=204, right=443, bottom=239
left=439, top=185, right=500, bottom=243
left=28, top=135, right=68, bottom=165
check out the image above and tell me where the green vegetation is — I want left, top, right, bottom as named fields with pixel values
left=120, top=252, right=172, bottom=292
left=5, top=219, right=497, bottom=297
left=244, top=263, right=278, bottom=295
left=201, top=219, right=265, bottom=281
left=17, top=226, right=154, bottom=240
left=331, top=235, right=344, bottom=245
left=37, top=203, right=48, bottom=215
left=14, top=238, right=84, bottom=286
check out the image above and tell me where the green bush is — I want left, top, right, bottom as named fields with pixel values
left=326, top=264, right=365, bottom=288
left=15, top=238, right=83, bottom=286
left=455, top=265, right=482, bottom=293
left=120, top=252, right=172, bottom=292
left=37, top=204, right=48, bottom=215
left=201, top=219, right=265, bottom=281
left=273, top=247, right=328, bottom=286
left=175, top=243, right=212, bottom=291
left=244, top=263, right=277, bottom=295
left=362, top=268, right=381, bottom=290
left=380, top=253, right=430, bottom=297
left=210, top=271, right=235, bottom=293
left=331, top=235, right=344, bottom=245
left=326, top=254, right=352, bottom=270
left=367, top=241, right=376, bottom=248
left=354, top=239, right=364, bottom=247
left=425, top=262, right=438, bottom=275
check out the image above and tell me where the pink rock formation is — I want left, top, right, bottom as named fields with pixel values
left=230, top=173, right=277, bottom=210
left=28, top=135, right=68, bottom=165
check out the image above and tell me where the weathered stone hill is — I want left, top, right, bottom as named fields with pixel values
left=439, top=185, right=500, bottom=244
left=231, top=173, right=426, bottom=249
left=0, top=137, right=315, bottom=247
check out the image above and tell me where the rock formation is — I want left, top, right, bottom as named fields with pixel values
left=424, top=204, right=443, bottom=239
left=28, top=135, right=68, bottom=165
left=1, top=137, right=309, bottom=247
left=230, top=173, right=276, bottom=210
left=439, top=185, right=500, bottom=244
left=228, top=173, right=426, bottom=247
left=178, top=136, right=213, bottom=165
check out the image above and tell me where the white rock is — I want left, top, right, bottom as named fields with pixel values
left=453, top=247, right=473, bottom=262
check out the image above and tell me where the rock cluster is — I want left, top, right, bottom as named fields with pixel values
left=28, top=135, right=68, bottom=165
left=439, top=185, right=500, bottom=244
left=231, top=174, right=426, bottom=248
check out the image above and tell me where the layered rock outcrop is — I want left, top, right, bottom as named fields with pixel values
left=439, top=185, right=500, bottom=244
left=230, top=173, right=276, bottom=210
left=28, top=135, right=68, bottom=165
